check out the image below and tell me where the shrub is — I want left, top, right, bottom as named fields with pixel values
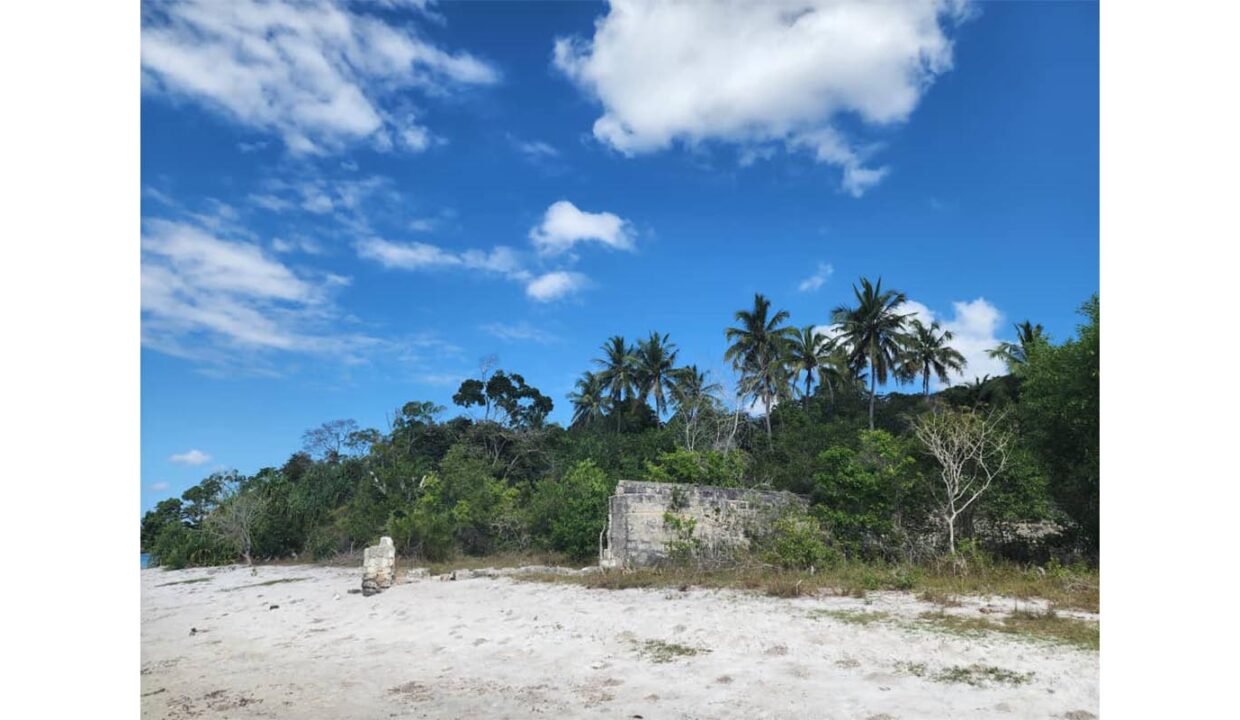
left=530, top=460, right=613, bottom=561
left=149, top=523, right=232, bottom=570
left=757, top=511, right=838, bottom=570
left=644, top=448, right=747, bottom=487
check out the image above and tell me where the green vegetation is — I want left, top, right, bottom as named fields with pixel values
left=142, top=279, right=1099, bottom=593
left=917, top=608, right=1099, bottom=650
left=520, top=560, right=1098, bottom=612
left=634, top=639, right=709, bottom=663
left=932, top=664, right=1035, bottom=686
left=810, top=609, right=892, bottom=625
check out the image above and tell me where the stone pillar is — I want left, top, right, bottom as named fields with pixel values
left=362, top=536, right=396, bottom=596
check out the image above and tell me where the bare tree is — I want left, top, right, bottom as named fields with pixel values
left=912, top=407, right=1012, bottom=556
left=301, top=419, right=360, bottom=460
left=206, top=480, right=267, bottom=566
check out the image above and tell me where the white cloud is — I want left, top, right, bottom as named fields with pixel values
left=481, top=321, right=558, bottom=344
left=798, top=262, right=834, bottom=292
left=528, top=200, right=634, bottom=255
left=553, top=0, right=971, bottom=195
left=357, top=237, right=587, bottom=301
left=525, top=271, right=588, bottom=302
left=896, top=297, right=1008, bottom=386
left=513, top=138, right=559, bottom=160
left=271, top=235, right=323, bottom=255
left=355, top=237, right=529, bottom=279
left=142, top=218, right=376, bottom=367
left=169, top=449, right=211, bottom=465
left=149, top=481, right=171, bottom=492
left=141, top=0, right=499, bottom=155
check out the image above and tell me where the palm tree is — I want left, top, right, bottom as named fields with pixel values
left=724, top=293, right=797, bottom=439
left=987, top=321, right=1047, bottom=371
left=567, top=371, right=611, bottom=429
left=899, top=319, right=967, bottom=397
left=815, top=345, right=856, bottom=409
left=634, top=331, right=680, bottom=417
left=831, top=277, right=912, bottom=430
left=670, top=365, right=721, bottom=417
left=670, top=365, right=723, bottom=450
left=594, top=335, right=637, bottom=428
left=787, top=325, right=837, bottom=410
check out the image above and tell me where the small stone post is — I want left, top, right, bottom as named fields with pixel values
left=362, top=536, right=396, bottom=596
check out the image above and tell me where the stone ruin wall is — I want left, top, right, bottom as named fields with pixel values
left=599, top=480, right=808, bottom=569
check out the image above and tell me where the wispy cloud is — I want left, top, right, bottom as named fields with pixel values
left=481, top=321, right=558, bottom=344
left=169, top=449, right=211, bottom=465
left=356, top=238, right=529, bottom=279
left=355, top=235, right=590, bottom=303
left=141, top=216, right=380, bottom=371
left=798, top=262, right=834, bottom=293
left=149, top=481, right=171, bottom=492
left=511, top=137, right=560, bottom=160
left=141, top=0, right=499, bottom=155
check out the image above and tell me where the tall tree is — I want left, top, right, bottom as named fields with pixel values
left=634, top=331, right=680, bottom=417
left=787, top=325, right=837, bottom=410
left=899, top=319, right=967, bottom=397
left=988, top=320, right=1048, bottom=371
left=831, top=277, right=912, bottom=430
left=725, top=293, right=797, bottom=439
left=669, top=365, right=723, bottom=451
left=567, top=371, right=611, bottom=429
left=1018, top=296, right=1099, bottom=553
left=816, top=345, right=861, bottom=409
left=594, top=335, right=637, bottom=428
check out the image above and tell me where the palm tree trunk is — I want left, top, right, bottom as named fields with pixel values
left=923, top=370, right=930, bottom=398
left=763, top=391, right=773, bottom=440
left=804, top=372, right=812, bottom=411
left=868, top=365, right=876, bottom=431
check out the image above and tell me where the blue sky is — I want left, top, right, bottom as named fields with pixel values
left=140, top=0, right=1098, bottom=511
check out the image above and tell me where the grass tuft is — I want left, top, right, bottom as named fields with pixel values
left=933, top=664, right=1034, bottom=686
left=634, top=639, right=708, bottom=663
left=810, top=609, right=892, bottom=626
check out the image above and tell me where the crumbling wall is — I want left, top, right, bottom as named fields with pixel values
left=599, top=480, right=807, bottom=568
left=362, top=536, right=395, bottom=596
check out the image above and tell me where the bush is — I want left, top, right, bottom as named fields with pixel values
left=757, top=511, right=838, bottom=570
left=643, top=448, right=748, bottom=487
left=149, top=523, right=232, bottom=570
left=305, top=524, right=348, bottom=561
left=530, top=460, right=613, bottom=561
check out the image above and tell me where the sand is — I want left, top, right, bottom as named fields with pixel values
left=141, top=563, right=1098, bottom=719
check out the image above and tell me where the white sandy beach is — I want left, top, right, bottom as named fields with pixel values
left=141, top=564, right=1097, bottom=719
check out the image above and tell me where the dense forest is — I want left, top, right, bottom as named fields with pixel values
left=141, top=278, right=1099, bottom=572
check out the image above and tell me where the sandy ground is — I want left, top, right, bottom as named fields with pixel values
left=141, top=564, right=1097, bottom=719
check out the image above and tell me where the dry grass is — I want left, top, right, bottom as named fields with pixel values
left=156, top=576, right=213, bottom=587
left=917, top=608, right=1099, bottom=651
left=810, top=609, right=892, bottom=626
left=221, top=577, right=310, bottom=592
left=520, top=560, right=1098, bottom=612
left=418, top=551, right=573, bottom=576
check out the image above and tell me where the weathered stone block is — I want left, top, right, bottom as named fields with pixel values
left=599, top=480, right=807, bottom=569
left=361, top=536, right=396, bottom=596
